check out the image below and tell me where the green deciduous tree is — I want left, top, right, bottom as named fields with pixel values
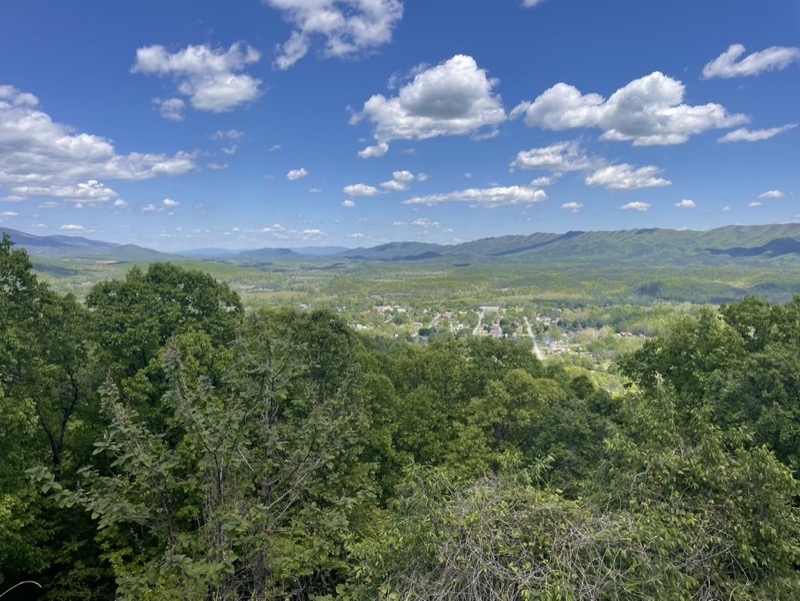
left=1, top=235, right=112, bottom=598
left=85, top=263, right=243, bottom=431
left=623, top=297, right=800, bottom=475
left=593, top=387, right=800, bottom=598
left=86, top=262, right=242, bottom=380
left=37, top=308, right=373, bottom=600
left=346, top=387, right=800, bottom=600
left=451, top=368, right=612, bottom=490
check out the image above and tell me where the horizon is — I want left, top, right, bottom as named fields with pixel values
left=5, top=220, right=799, bottom=255
left=1, top=1, right=798, bottom=252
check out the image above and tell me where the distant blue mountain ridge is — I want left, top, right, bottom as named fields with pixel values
left=5, top=224, right=800, bottom=265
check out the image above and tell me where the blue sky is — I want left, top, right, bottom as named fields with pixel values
left=1, top=0, right=799, bottom=250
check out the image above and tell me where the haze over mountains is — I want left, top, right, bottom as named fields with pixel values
left=6, top=224, right=800, bottom=268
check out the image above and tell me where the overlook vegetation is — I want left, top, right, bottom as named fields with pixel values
left=2, top=232, right=800, bottom=599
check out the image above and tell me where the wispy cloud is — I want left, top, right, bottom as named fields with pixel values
left=404, top=185, right=546, bottom=208
left=411, top=217, right=439, bottom=227
left=585, top=164, right=671, bottom=191
left=512, top=141, right=597, bottom=172
left=703, top=44, right=800, bottom=79
left=265, top=0, right=403, bottom=70
left=718, top=123, right=796, bottom=143
left=153, top=97, right=185, bottom=121
left=211, top=129, right=245, bottom=141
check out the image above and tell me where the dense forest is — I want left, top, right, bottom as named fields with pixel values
left=2, top=233, right=799, bottom=600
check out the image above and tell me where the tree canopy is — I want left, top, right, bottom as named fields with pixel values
left=2, top=239, right=798, bottom=600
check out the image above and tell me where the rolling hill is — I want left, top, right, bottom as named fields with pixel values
left=7, top=223, right=800, bottom=266
left=7, top=223, right=800, bottom=306
left=1, top=228, right=178, bottom=262
left=333, top=224, right=800, bottom=266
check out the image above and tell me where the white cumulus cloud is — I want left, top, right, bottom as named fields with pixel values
left=585, top=164, right=671, bottom=191
left=265, top=0, right=404, bottom=70
left=561, top=202, right=583, bottom=213
left=342, top=199, right=356, bottom=208
left=702, top=44, right=800, bottom=79
left=343, top=183, right=381, bottom=196
left=352, top=55, right=506, bottom=156
left=759, top=190, right=785, bottom=199
left=380, top=179, right=406, bottom=191
left=0, top=86, right=195, bottom=202
left=620, top=202, right=651, bottom=212
left=357, top=142, right=389, bottom=159
left=512, top=71, right=747, bottom=145
left=132, top=43, right=262, bottom=113
left=380, top=169, right=416, bottom=191
left=512, top=141, right=597, bottom=172
left=718, top=123, right=797, bottom=143
left=287, top=167, right=308, bottom=180
left=676, top=199, right=696, bottom=208
left=163, top=198, right=179, bottom=207
left=403, top=185, right=547, bottom=208
left=513, top=141, right=672, bottom=194
left=59, top=224, right=86, bottom=231
left=0, top=85, right=38, bottom=107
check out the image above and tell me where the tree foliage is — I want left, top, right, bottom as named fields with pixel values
left=4, top=246, right=800, bottom=600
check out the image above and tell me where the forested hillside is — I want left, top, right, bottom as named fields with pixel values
left=10, top=224, right=800, bottom=309
left=2, top=235, right=799, bottom=600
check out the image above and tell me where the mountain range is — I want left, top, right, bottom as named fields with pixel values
left=5, top=224, right=800, bottom=267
